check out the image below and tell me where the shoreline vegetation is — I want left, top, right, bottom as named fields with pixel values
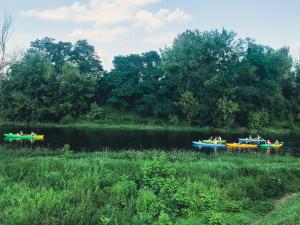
left=0, top=148, right=299, bottom=224
left=1, top=29, right=300, bottom=135
left=0, top=120, right=300, bottom=135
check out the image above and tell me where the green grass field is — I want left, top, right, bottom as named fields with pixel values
left=0, top=148, right=299, bottom=225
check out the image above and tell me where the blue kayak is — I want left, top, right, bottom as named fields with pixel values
left=192, top=141, right=226, bottom=148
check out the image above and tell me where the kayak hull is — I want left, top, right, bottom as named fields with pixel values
left=4, top=133, right=44, bottom=139
left=193, top=141, right=226, bottom=148
left=259, top=142, right=284, bottom=148
left=227, top=143, right=258, bottom=148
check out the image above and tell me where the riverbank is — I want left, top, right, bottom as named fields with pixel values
left=0, top=120, right=299, bottom=135
left=0, top=148, right=299, bottom=224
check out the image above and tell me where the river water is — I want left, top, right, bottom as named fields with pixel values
left=1, top=126, right=300, bottom=156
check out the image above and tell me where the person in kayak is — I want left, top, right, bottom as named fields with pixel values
left=30, top=131, right=36, bottom=136
left=20, top=131, right=24, bottom=136
left=266, top=139, right=271, bottom=144
left=248, top=135, right=252, bottom=140
left=256, top=135, right=261, bottom=140
left=274, top=140, right=279, bottom=144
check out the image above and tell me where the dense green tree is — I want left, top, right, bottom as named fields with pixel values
left=101, top=51, right=173, bottom=117
left=57, top=63, right=98, bottom=120
left=0, top=52, right=58, bottom=123
left=30, top=37, right=103, bottom=75
left=177, top=91, right=201, bottom=124
left=160, top=29, right=242, bottom=125
left=70, top=40, right=103, bottom=76
left=0, top=51, right=98, bottom=123
left=0, top=30, right=298, bottom=127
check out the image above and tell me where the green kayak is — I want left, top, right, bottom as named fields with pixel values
left=260, top=142, right=284, bottom=148
left=4, top=133, right=44, bottom=139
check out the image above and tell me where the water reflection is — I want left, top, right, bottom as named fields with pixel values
left=0, top=125, right=299, bottom=157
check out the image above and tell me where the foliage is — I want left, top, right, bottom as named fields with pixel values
left=177, top=91, right=201, bottom=123
left=0, top=29, right=298, bottom=128
left=30, top=37, right=103, bottom=75
left=248, top=110, right=270, bottom=130
left=0, top=52, right=98, bottom=123
left=86, top=103, right=106, bottom=122
left=215, top=97, right=239, bottom=127
left=0, top=148, right=300, bottom=224
left=141, top=154, right=178, bottom=197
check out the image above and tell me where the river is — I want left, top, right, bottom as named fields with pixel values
left=1, top=125, right=300, bottom=156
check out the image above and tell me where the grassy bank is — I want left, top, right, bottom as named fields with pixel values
left=1, top=120, right=300, bottom=135
left=0, top=148, right=300, bottom=224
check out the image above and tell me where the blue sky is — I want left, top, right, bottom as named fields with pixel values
left=1, top=0, right=300, bottom=70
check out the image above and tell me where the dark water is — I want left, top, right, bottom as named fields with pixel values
left=1, top=125, right=300, bottom=156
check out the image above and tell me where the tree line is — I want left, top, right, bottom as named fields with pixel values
left=1, top=29, right=300, bottom=128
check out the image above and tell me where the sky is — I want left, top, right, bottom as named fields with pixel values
left=1, top=0, right=300, bottom=70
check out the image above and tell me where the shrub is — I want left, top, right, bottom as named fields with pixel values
left=141, top=154, right=178, bottom=197
left=248, top=110, right=270, bottom=129
left=136, top=189, right=165, bottom=219
left=111, top=180, right=137, bottom=207
left=60, top=144, right=73, bottom=155
left=154, top=211, right=172, bottom=225
left=207, top=212, right=224, bottom=225
left=86, top=103, right=106, bottom=122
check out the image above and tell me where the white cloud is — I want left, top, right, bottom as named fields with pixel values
left=21, top=0, right=161, bottom=25
left=19, top=0, right=192, bottom=70
left=21, top=0, right=191, bottom=30
left=21, top=2, right=86, bottom=21
left=135, top=8, right=192, bottom=30
left=69, top=27, right=129, bottom=43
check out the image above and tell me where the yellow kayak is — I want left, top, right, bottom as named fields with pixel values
left=226, top=143, right=258, bottom=148
left=35, top=135, right=44, bottom=140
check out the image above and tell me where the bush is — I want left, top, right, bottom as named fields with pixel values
left=86, top=103, right=106, bottom=122
left=136, top=189, right=166, bottom=219
left=248, top=110, right=270, bottom=129
left=60, top=144, right=73, bottom=155
left=154, top=211, right=172, bottom=225
left=207, top=212, right=224, bottom=225
left=141, top=154, right=178, bottom=197
left=111, top=180, right=137, bottom=207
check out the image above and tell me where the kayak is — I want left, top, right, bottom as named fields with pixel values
left=202, top=140, right=226, bottom=144
left=227, top=143, right=258, bottom=148
left=239, top=138, right=266, bottom=144
left=259, top=142, right=284, bottom=148
left=4, top=133, right=44, bottom=140
left=192, top=141, right=226, bottom=148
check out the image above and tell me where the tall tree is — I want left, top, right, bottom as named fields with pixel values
left=30, top=38, right=103, bottom=75
left=161, top=29, right=241, bottom=124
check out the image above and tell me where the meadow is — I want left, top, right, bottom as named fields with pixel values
left=0, top=147, right=299, bottom=225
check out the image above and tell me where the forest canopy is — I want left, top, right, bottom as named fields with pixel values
left=1, top=28, right=299, bottom=128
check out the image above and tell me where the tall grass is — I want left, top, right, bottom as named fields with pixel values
left=0, top=147, right=299, bottom=224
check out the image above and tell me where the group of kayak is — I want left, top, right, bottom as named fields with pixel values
left=4, top=132, right=44, bottom=140
left=193, top=135, right=284, bottom=149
